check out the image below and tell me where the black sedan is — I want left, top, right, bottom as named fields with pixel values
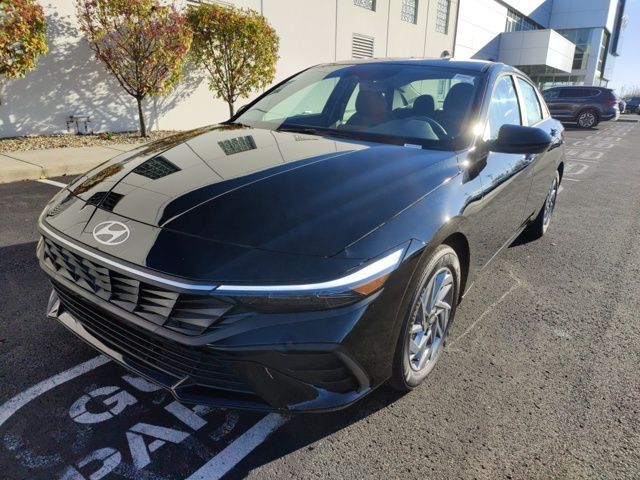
left=37, top=59, right=565, bottom=412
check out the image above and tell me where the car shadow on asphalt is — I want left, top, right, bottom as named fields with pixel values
left=228, top=386, right=406, bottom=478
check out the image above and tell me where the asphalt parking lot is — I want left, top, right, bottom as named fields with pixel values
left=1, top=119, right=640, bottom=479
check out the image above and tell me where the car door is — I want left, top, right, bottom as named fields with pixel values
left=515, top=76, right=563, bottom=221
left=474, top=74, right=534, bottom=267
left=544, top=88, right=575, bottom=120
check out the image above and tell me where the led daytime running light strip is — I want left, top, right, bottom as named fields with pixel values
left=215, top=248, right=404, bottom=293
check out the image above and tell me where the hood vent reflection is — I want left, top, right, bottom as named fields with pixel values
left=218, top=135, right=257, bottom=155
left=86, top=191, right=124, bottom=211
left=133, top=155, right=181, bottom=180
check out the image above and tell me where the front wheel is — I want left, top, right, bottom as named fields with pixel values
left=389, top=245, right=460, bottom=391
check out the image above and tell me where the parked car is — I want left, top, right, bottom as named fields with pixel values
left=37, top=60, right=565, bottom=412
left=619, top=99, right=626, bottom=113
left=624, top=96, right=640, bottom=113
left=541, top=86, right=619, bottom=128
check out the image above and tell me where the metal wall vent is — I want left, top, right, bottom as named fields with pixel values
left=352, top=33, right=375, bottom=59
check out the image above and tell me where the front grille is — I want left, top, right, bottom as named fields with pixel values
left=53, top=280, right=252, bottom=394
left=41, top=237, right=232, bottom=335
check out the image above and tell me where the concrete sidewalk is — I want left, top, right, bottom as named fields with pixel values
left=0, top=142, right=145, bottom=184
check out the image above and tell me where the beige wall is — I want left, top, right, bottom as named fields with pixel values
left=1, top=0, right=457, bottom=138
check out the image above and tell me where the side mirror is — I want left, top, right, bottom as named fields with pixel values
left=489, top=124, right=552, bottom=154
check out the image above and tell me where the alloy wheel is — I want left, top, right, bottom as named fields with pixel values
left=578, top=111, right=596, bottom=128
left=543, top=176, right=558, bottom=230
left=407, top=267, right=454, bottom=372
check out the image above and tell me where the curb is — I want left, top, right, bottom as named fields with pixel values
left=0, top=144, right=144, bottom=184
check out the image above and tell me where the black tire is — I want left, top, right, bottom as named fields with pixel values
left=523, top=170, right=560, bottom=240
left=576, top=109, right=599, bottom=128
left=388, top=244, right=460, bottom=392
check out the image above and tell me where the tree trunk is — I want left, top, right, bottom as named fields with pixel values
left=228, top=101, right=235, bottom=118
left=136, top=96, right=147, bottom=137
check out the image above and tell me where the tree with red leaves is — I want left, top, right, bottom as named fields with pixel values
left=76, top=0, right=192, bottom=136
left=0, top=0, right=48, bottom=105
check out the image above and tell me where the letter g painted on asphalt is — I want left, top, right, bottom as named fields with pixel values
left=69, top=386, right=137, bottom=424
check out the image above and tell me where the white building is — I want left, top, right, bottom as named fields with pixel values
left=0, top=0, right=626, bottom=139
left=0, top=0, right=458, bottom=138
left=454, top=0, right=626, bottom=90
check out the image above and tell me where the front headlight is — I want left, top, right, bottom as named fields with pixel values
left=214, top=247, right=406, bottom=312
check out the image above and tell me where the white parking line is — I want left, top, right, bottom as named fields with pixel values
left=1, top=354, right=289, bottom=478
left=36, top=178, right=68, bottom=188
left=562, top=178, right=580, bottom=182
left=449, top=270, right=523, bottom=347
left=186, top=413, right=288, bottom=480
left=0, top=355, right=110, bottom=428
left=567, top=158, right=599, bottom=164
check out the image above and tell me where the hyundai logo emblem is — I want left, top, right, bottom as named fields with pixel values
left=92, top=221, right=130, bottom=246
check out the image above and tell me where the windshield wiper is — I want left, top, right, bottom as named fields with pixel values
left=276, top=125, right=323, bottom=135
left=276, top=125, right=356, bottom=140
left=223, top=121, right=252, bottom=128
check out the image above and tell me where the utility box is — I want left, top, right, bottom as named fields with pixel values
left=66, top=114, right=92, bottom=135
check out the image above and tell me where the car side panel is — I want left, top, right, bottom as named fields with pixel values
left=524, top=117, right=564, bottom=219
left=341, top=168, right=484, bottom=382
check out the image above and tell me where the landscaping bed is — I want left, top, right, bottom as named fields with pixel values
left=0, top=130, right=180, bottom=152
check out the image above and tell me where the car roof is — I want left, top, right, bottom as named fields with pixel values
left=320, top=57, right=515, bottom=74
left=545, top=85, right=609, bottom=91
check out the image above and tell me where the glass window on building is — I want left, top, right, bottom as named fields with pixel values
left=557, top=28, right=594, bottom=71
left=505, top=8, right=538, bottom=32
left=401, top=0, right=418, bottom=24
left=516, top=78, right=543, bottom=125
left=435, top=0, right=450, bottom=34
left=354, top=0, right=376, bottom=11
left=597, top=31, right=610, bottom=74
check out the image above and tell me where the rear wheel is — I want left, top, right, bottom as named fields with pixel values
left=389, top=245, right=460, bottom=391
left=523, top=170, right=560, bottom=240
left=577, top=109, right=599, bottom=128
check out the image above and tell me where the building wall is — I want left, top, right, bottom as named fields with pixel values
left=454, top=0, right=623, bottom=87
left=454, top=0, right=510, bottom=60
left=502, top=0, right=551, bottom=25
left=550, top=0, right=622, bottom=84
left=0, top=0, right=457, bottom=138
left=550, top=0, right=619, bottom=31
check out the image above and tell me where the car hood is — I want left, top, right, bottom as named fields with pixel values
left=63, top=124, right=459, bottom=258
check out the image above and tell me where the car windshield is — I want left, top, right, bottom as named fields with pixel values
left=233, top=63, right=481, bottom=150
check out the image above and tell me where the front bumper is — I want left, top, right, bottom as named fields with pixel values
left=36, top=230, right=414, bottom=412
left=45, top=277, right=376, bottom=412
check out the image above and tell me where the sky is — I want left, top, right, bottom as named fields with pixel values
left=609, top=0, right=640, bottom=92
